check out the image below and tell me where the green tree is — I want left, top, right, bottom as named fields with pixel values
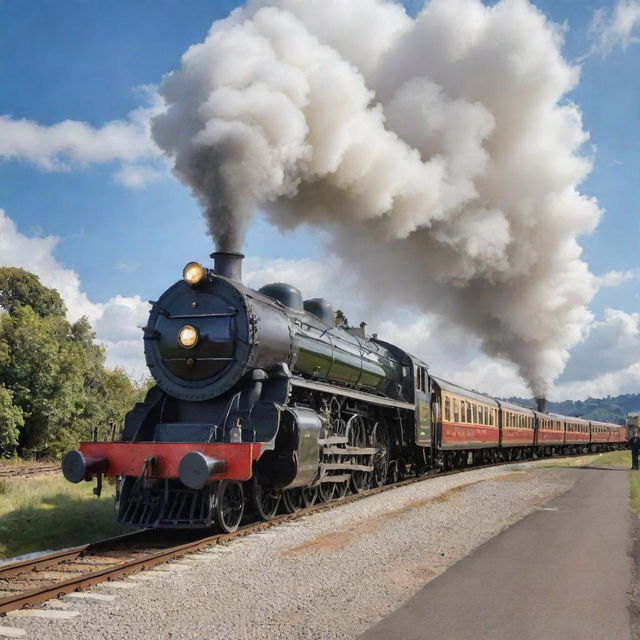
left=0, top=385, right=23, bottom=456
left=0, top=267, right=147, bottom=458
left=0, top=267, right=66, bottom=317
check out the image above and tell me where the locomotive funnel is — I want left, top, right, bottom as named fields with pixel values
left=211, top=251, right=244, bottom=282
left=536, top=397, right=547, bottom=413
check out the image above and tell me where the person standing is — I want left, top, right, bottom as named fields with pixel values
left=630, top=430, right=640, bottom=470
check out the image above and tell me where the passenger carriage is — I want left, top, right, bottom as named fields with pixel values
left=535, top=412, right=564, bottom=452
left=559, top=415, right=590, bottom=452
left=590, top=420, right=611, bottom=449
left=497, top=400, right=535, bottom=456
left=434, top=378, right=499, bottom=450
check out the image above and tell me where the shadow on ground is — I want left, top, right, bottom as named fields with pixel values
left=0, top=492, right=130, bottom=558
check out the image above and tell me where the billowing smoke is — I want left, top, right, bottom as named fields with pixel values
left=151, top=0, right=602, bottom=397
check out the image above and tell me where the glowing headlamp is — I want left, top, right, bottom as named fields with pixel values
left=178, top=325, right=199, bottom=349
left=183, top=262, right=205, bottom=286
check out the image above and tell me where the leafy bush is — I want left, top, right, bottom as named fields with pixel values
left=0, top=267, right=148, bottom=458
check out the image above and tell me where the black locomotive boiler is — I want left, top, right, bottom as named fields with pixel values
left=62, top=252, right=624, bottom=532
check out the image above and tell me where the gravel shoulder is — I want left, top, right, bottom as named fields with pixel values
left=5, top=463, right=578, bottom=640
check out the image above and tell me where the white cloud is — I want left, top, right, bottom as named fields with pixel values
left=595, top=269, right=637, bottom=288
left=244, top=256, right=358, bottom=309
left=589, top=0, right=640, bottom=56
left=0, top=89, right=165, bottom=188
left=559, top=307, right=640, bottom=383
left=0, top=209, right=149, bottom=379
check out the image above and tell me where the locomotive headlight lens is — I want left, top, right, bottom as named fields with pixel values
left=183, top=262, right=205, bottom=286
left=178, top=325, right=199, bottom=349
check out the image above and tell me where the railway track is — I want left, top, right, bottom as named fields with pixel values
left=0, top=465, right=60, bottom=479
left=0, top=451, right=612, bottom=615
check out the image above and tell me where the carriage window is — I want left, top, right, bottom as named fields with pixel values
left=444, top=397, right=451, bottom=422
left=472, top=405, right=477, bottom=424
left=454, top=399, right=460, bottom=422
left=460, top=400, right=466, bottom=423
left=467, top=403, right=472, bottom=423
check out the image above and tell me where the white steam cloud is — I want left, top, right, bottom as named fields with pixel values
left=151, top=0, right=603, bottom=397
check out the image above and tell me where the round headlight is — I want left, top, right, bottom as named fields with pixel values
left=178, top=325, right=199, bottom=349
left=183, top=262, right=205, bottom=286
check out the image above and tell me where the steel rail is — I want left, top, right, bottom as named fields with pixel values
left=0, top=465, right=60, bottom=478
left=0, top=449, right=620, bottom=615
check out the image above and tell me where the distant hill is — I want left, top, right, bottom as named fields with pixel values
left=504, top=393, right=640, bottom=425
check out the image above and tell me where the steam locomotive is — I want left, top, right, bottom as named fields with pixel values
left=62, top=252, right=625, bottom=533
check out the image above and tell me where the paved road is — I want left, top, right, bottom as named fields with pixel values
left=361, top=467, right=631, bottom=640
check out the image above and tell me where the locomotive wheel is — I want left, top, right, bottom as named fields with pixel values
left=253, top=478, right=281, bottom=521
left=318, top=481, right=337, bottom=502
left=388, top=460, right=400, bottom=484
left=371, top=422, right=390, bottom=488
left=282, top=488, right=304, bottom=513
left=215, top=480, right=245, bottom=533
left=335, top=479, right=349, bottom=498
left=346, top=414, right=371, bottom=493
left=301, top=486, right=317, bottom=508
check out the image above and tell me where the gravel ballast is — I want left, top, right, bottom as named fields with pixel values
left=5, top=464, right=577, bottom=640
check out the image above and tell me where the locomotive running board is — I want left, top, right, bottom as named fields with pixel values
left=290, top=378, right=414, bottom=411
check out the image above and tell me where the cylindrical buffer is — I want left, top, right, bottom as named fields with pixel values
left=178, top=452, right=226, bottom=489
left=62, top=450, right=109, bottom=483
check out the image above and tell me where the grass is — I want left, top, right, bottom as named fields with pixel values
left=0, top=474, right=131, bottom=559
left=540, top=450, right=629, bottom=469
left=541, top=450, right=640, bottom=514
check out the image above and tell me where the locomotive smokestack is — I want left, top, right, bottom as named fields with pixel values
left=211, top=251, right=244, bottom=282
left=536, top=397, right=547, bottom=413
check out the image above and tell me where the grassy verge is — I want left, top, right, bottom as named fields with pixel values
left=0, top=474, right=131, bottom=559
left=540, top=450, right=630, bottom=469
left=541, top=450, right=640, bottom=514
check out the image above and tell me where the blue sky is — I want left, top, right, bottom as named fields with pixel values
left=1, top=0, right=639, bottom=399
